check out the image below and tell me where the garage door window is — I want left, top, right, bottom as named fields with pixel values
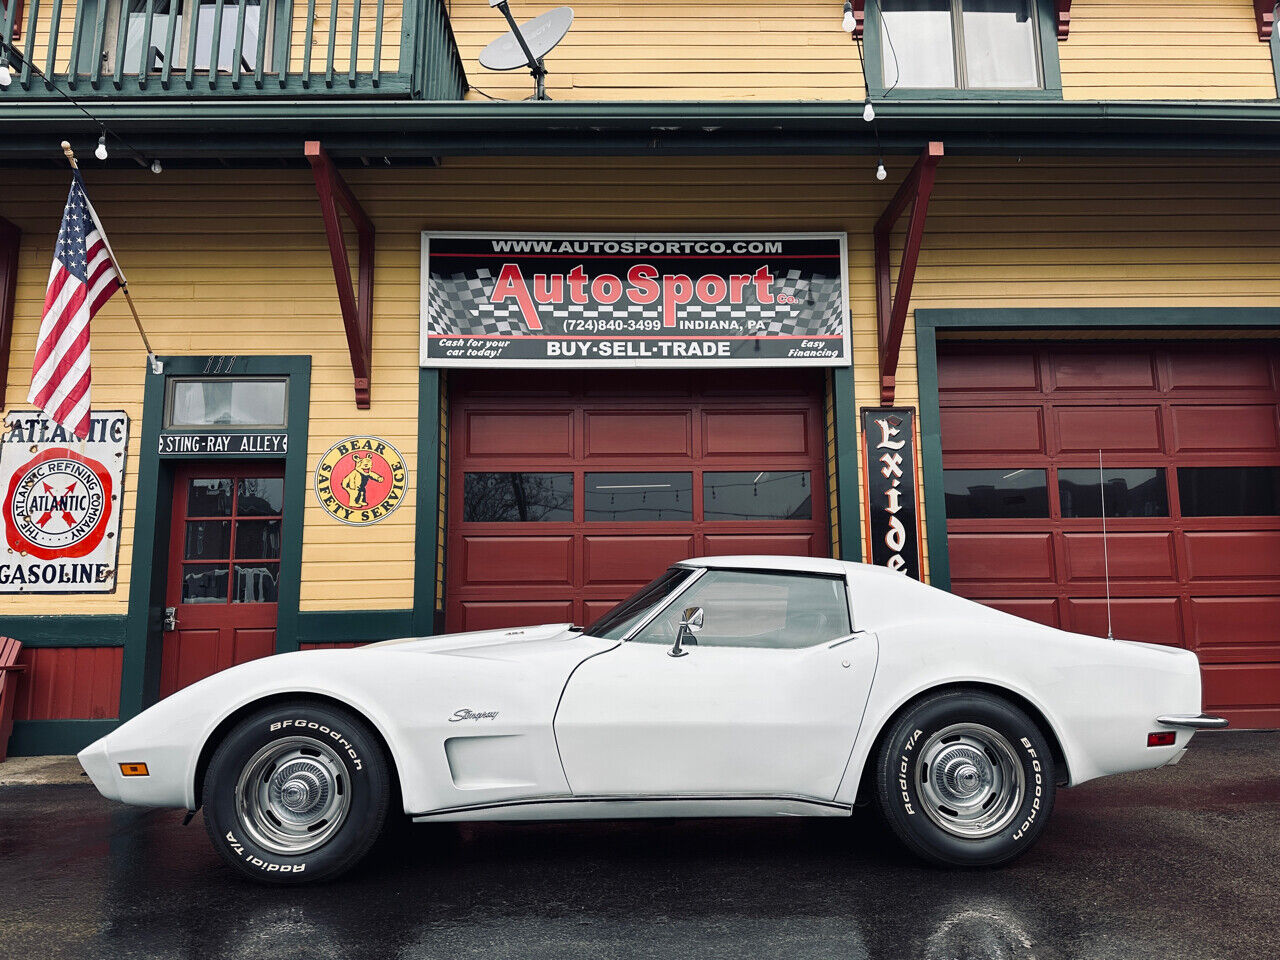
left=584, top=473, right=692, bottom=522
left=632, top=570, right=851, bottom=649
left=463, top=473, right=573, bottom=522
left=944, top=468, right=1048, bottom=518
left=1178, top=467, right=1280, bottom=517
left=1059, top=468, right=1169, bottom=518
left=704, top=471, right=812, bottom=520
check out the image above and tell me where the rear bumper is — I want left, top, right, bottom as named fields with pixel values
left=1156, top=714, right=1230, bottom=730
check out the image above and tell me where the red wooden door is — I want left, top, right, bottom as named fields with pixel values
left=938, top=342, right=1280, bottom=728
left=159, top=462, right=285, bottom=697
left=446, top=369, right=828, bottom=633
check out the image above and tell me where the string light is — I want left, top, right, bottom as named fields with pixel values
left=876, top=159, right=887, bottom=181
left=0, top=55, right=12, bottom=89
left=95, top=132, right=109, bottom=161
left=863, top=99, right=875, bottom=122
left=841, top=0, right=856, bottom=33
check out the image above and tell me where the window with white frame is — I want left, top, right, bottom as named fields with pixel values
left=879, top=0, right=1043, bottom=90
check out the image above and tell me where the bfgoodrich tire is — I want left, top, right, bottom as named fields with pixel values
left=203, top=701, right=391, bottom=884
left=875, top=690, right=1056, bottom=867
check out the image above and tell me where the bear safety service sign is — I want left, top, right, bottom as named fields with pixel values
left=420, top=233, right=850, bottom=368
left=0, top=410, right=128, bottom=593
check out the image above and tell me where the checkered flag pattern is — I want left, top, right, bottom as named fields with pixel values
left=425, top=268, right=845, bottom=338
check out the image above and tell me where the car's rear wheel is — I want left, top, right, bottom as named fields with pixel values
left=202, top=701, right=391, bottom=883
left=875, top=689, right=1056, bottom=866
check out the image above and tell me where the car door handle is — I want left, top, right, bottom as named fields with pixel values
left=827, top=630, right=870, bottom=649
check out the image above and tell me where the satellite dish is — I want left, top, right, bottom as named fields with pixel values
left=480, top=6, right=574, bottom=70
left=479, top=4, right=574, bottom=99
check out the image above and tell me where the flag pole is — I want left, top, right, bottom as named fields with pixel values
left=60, top=141, right=162, bottom=375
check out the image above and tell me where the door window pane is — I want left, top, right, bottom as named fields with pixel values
left=234, top=563, right=279, bottom=603
left=463, top=473, right=573, bottom=522
left=632, top=570, right=851, bottom=649
left=235, top=519, right=281, bottom=559
left=236, top=478, right=284, bottom=516
left=961, top=0, right=1040, bottom=88
left=880, top=0, right=956, bottom=88
left=182, top=564, right=228, bottom=603
left=1059, top=468, right=1169, bottom=518
left=166, top=377, right=286, bottom=428
left=1178, top=467, right=1280, bottom=517
left=184, top=520, right=230, bottom=560
left=187, top=478, right=233, bottom=516
left=944, top=469, right=1048, bottom=518
left=584, top=473, right=693, bottom=522
left=704, top=471, right=812, bottom=520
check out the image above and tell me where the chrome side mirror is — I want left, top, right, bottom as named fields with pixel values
left=668, top=606, right=704, bottom=658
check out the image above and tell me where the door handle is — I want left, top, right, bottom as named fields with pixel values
left=163, top=607, right=178, bottom=632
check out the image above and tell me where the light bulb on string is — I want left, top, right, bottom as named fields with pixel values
left=863, top=100, right=875, bottom=122
left=95, top=133, right=109, bottom=161
left=0, top=60, right=12, bottom=89
left=841, top=1, right=856, bottom=33
left=150, top=159, right=163, bottom=174
left=876, top=159, right=887, bottom=181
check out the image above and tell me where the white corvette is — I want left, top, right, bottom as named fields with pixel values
left=79, top=556, right=1226, bottom=882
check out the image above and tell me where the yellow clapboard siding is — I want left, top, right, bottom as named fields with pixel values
left=3, top=154, right=1280, bottom=612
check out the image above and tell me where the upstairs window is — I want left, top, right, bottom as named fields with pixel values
left=877, top=0, right=1047, bottom=91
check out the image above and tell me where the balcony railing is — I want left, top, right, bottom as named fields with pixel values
left=0, top=0, right=467, bottom=99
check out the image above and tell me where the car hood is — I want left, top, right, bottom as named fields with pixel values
left=364, top=622, right=586, bottom=660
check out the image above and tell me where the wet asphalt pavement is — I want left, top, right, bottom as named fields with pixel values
left=1, top=732, right=1277, bottom=960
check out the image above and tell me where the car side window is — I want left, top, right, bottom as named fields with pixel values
left=631, top=570, right=852, bottom=649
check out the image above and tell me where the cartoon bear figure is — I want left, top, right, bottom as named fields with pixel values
left=341, top=452, right=385, bottom=508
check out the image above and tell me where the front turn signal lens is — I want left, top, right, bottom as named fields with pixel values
left=1147, top=732, right=1176, bottom=747
left=119, top=762, right=149, bottom=777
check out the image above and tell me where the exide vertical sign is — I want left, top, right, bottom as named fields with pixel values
left=862, top=407, right=922, bottom=579
left=420, top=233, right=850, bottom=368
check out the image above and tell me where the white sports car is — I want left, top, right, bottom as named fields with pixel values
left=79, top=556, right=1226, bottom=883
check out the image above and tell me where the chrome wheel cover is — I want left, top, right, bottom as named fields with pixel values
left=915, top=723, right=1025, bottom=839
left=235, top=737, right=351, bottom=856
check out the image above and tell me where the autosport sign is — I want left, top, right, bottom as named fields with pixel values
left=0, top=410, right=128, bottom=593
left=420, top=233, right=850, bottom=368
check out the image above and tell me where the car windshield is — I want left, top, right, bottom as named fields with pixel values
left=585, top=566, right=693, bottom=640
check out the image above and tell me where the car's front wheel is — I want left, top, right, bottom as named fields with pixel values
left=875, top=689, right=1056, bottom=866
left=202, top=701, right=391, bottom=883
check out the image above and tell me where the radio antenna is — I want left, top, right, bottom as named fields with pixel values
left=1099, top=449, right=1114, bottom=641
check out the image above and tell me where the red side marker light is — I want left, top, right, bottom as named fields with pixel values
left=1147, top=732, right=1176, bottom=747
left=119, top=762, right=149, bottom=777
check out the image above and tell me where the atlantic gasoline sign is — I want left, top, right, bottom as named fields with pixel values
left=315, top=437, right=409, bottom=525
left=0, top=410, right=128, bottom=593
left=420, top=233, right=851, bottom=368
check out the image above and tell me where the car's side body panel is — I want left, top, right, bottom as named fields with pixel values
left=832, top=563, right=1204, bottom=802
left=554, top=631, right=878, bottom=799
left=79, top=624, right=616, bottom=814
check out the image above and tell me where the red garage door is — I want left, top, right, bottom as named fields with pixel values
left=939, top=341, right=1280, bottom=728
left=446, top=370, right=828, bottom=633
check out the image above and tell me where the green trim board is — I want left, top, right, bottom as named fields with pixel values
left=298, top=608, right=414, bottom=644
left=830, top=365, right=863, bottom=563
left=118, top=355, right=311, bottom=721
left=7, top=719, right=118, bottom=757
left=3, top=99, right=1280, bottom=164
left=412, top=369, right=442, bottom=637
left=0, top=615, right=126, bottom=647
left=913, top=307, right=1280, bottom=592
left=863, top=0, right=1063, bottom=101
left=1273, top=7, right=1280, bottom=98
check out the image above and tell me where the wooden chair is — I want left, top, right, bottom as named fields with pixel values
left=0, top=637, right=25, bottom=763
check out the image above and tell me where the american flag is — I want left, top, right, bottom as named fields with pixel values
left=28, top=172, right=122, bottom=440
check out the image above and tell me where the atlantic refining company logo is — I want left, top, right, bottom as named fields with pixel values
left=4, top=448, right=112, bottom=559
left=315, top=437, right=409, bottom=525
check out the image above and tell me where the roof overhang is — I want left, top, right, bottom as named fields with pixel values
left=2, top=100, right=1280, bottom=166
